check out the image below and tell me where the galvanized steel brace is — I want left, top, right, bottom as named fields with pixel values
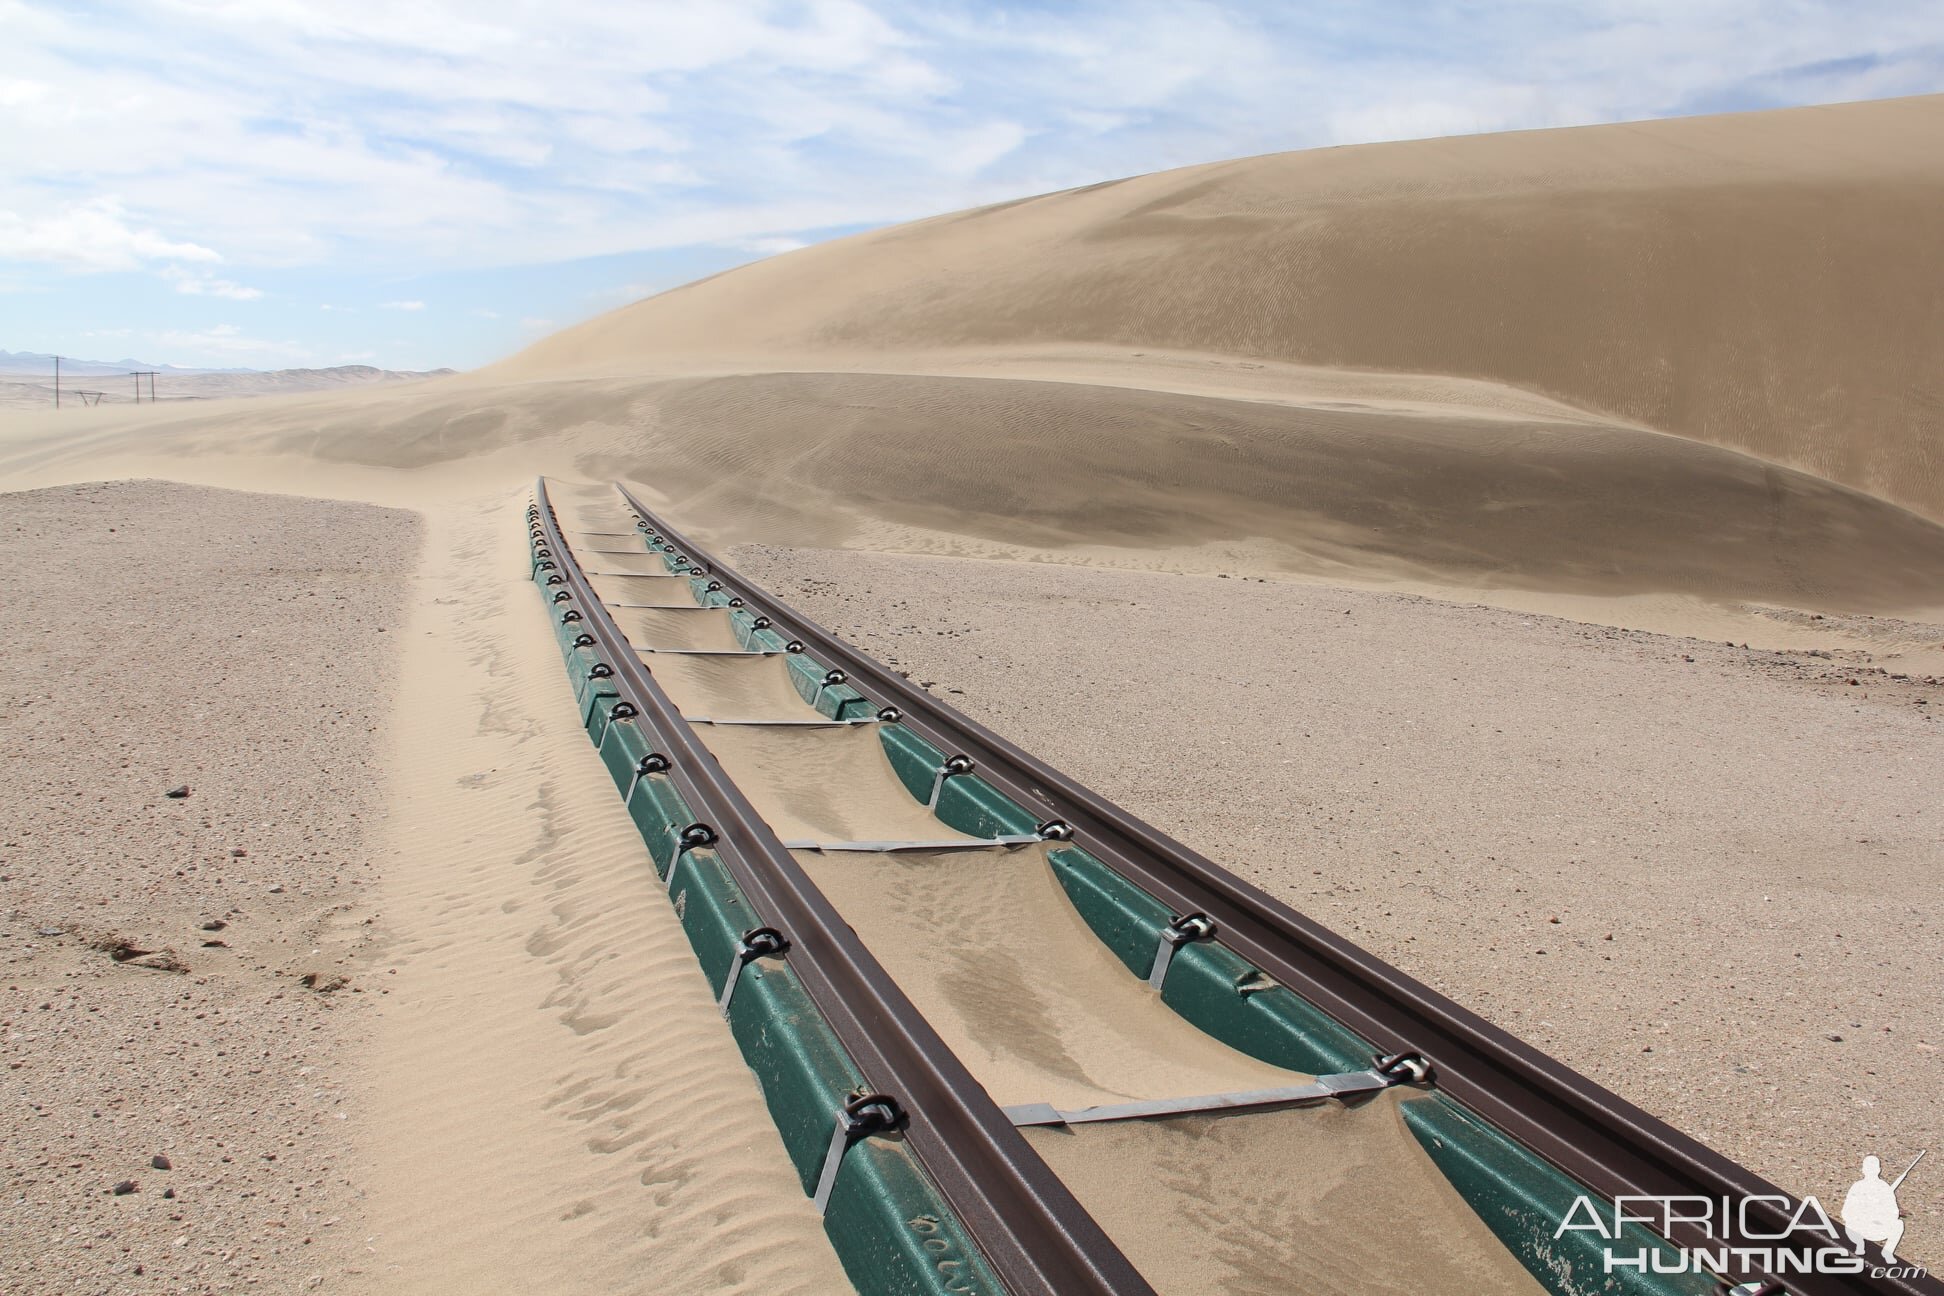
left=718, top=927, right=788, bottom=1016
left=812, top=1093, right=903, bottom=1216
left=1145, top=912, right=1216, bottom=990
left=665, top=822, right=716, bottom=889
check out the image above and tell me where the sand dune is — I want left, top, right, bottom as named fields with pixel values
left=511, top=93, right=1944, bottom=527
left=7, top=93, right=1944, bottom=1289
left=6, top=96, right=1944, bottom=630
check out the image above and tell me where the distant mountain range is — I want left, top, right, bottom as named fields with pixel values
left=0, top=349, right=261, bottom=377
left=0, top=351, right=458, bottom=408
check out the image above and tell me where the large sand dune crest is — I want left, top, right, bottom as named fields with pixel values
left=5, top=94, right=1943, bottom=633
left=511, top=93, right=1944, bottom=527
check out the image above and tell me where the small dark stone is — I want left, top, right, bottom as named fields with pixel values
left=164, top=785, right=190, bottom=799
left=200, top=920, right=227, bottom=932
left=229, top=848, right=247, bottom=858
left=162, top=1188, right=175, bottom=1199
left=36, top=926, right=63, bottom=938
left=1827, top=1033, right=1845, bottom=1042
left=201, top=940, right=228, bottom=948
left=111, top=1179, right=137, bottom=1195
left=151, top=1154, right=171, bottom=1171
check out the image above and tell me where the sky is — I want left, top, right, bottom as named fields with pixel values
left=2, top=1, right=1941, bottom=372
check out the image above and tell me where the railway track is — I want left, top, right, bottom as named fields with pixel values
left=528, top=477, right=1936, bottom=1296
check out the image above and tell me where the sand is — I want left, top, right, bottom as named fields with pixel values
left=354, top=488, right=847, bottom=1294
left=612, top=605, right=749, bottom=652
left=642, top=654, right=838, bottom=723
left=800, top=847, right=1542, bottom=1293
left=734, top=540, right=1944, bottom=1261
left=514, top=94, right=1944, bottom=527
left=797, top=845, right=1307, bottom=1111
left=0, top=481, right=417, bottom=1295
left=7, top=98, right=1944, bottom=643
left=582, top=553, right=689, bottom=577
left=702, top=726, right=984, bottom=845
left=1025, top=1093, right=1543, bottom=1296
left=5, top=91, right=1943, bottom=1288
left=590, top=500, right=1549, bottom=1291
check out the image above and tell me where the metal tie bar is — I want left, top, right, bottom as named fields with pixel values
left=683, top=716, right=883, bottom=727
left=1003, top=1068, right=1399, bottom=1128
left=603, top=601, right=720, bottom=611
left=636, top=648, right=781, bottom=657
left=783, top=836, right=1041, bottom=852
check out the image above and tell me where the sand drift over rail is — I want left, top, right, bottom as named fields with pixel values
left=7, top=365, right=1943, bottom=620
left=511, top=94, right=1944, bottom=525
left=524, top=477, right=1935, bottom=1296
left=7, top=97, right=1944, bottom=626
left=625, top=371, right=1944, bottom=614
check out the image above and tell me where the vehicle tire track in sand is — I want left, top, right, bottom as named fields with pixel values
left=354, top=489, right=847, bottom=1295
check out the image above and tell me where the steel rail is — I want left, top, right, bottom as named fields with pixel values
left=613, top=480, right=1939, bottom=1296
left=534, top=480, right=1152, bottom=1296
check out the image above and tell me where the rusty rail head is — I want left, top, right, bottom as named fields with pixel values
left=609, top=480, right=1942, bottom=1296
left=534, top=479, right=1153, bottom=1296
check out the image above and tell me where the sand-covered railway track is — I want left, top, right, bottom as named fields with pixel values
left=528, top=477, right=1937, bottom=1296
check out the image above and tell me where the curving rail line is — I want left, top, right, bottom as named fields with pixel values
left=531, top=481, right=1145, bottom=1296
left=527, top=476, right=1938, bottom=1296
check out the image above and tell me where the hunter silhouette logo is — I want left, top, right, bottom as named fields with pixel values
left=1558, top=1149, right=1930, bottom=1280
left=1843, top=1150, right=1924, bottom=1264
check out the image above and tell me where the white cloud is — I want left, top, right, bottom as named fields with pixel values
left=381, top=299, right=426, bottom=311
left=0, top=0, right=1940, bottom=368
left=0, top=197, right=221, bottom=271
left=152, top=323, right=312, bottom=364
left=162, top=266, right=263, bottom=299
left=470, top=306, right=500, bottom=318
left=519, top=316, right=554, bottom=330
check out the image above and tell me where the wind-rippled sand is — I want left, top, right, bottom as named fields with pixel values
left=5, top=91, right=1944, bottom=1287
left=736, top=540, right=1944, bottom=1262
left=355, top=487, right=846, bottom=1294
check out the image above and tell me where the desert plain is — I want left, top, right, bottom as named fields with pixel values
left=3, top=93, right=1943, bottom=1293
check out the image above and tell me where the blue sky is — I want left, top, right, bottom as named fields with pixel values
left=3, top=1, right=1941, bottom=372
